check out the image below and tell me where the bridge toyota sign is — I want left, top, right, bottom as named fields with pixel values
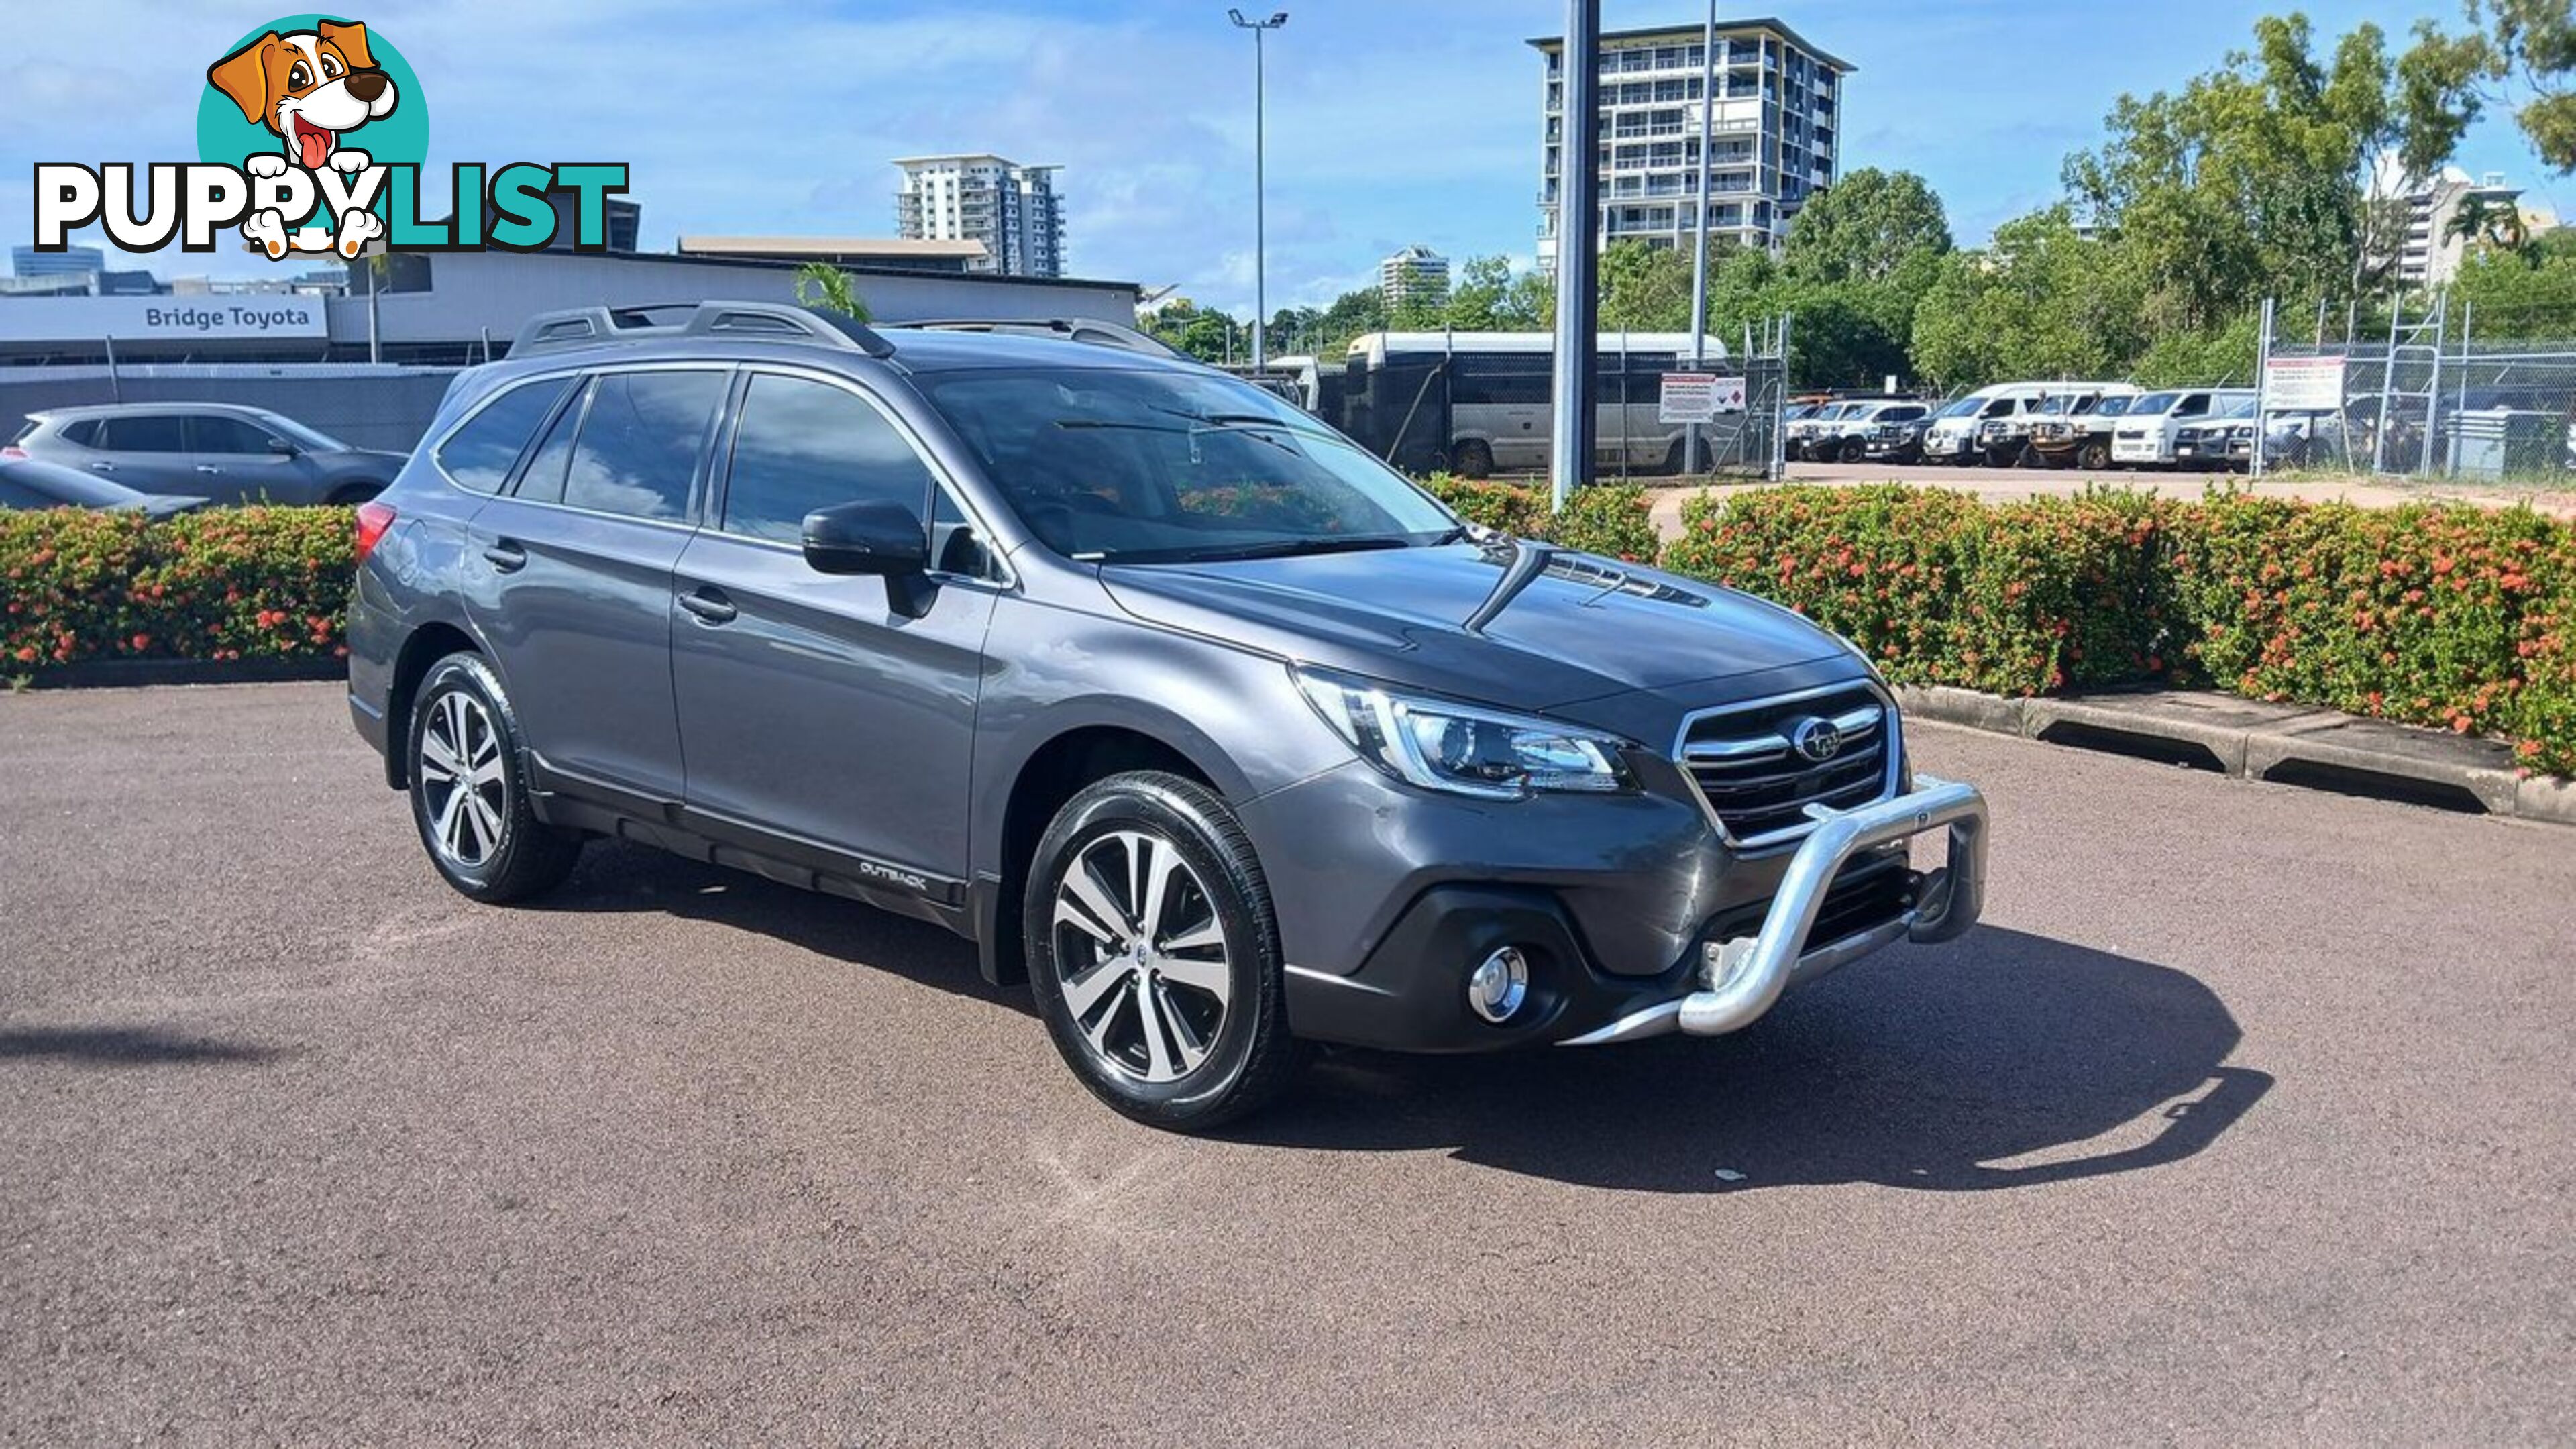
left=0, top=295, right=327, bottom=345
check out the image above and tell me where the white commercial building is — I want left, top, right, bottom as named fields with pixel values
left=2369, top=153, right=2560, bottom=286
left=894, top=155, right=1067, bottom=279
left=1530, top=17, right=1851, bottom=270
left=1378, top=246, right=1450, bottom=309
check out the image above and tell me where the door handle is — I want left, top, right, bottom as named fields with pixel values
left=678, top=588, right=737, bottom=625
left=482, top=540, right=528, bottom=573
left=195, top=465, right=224, bottom=474
left=88, top=462, right=115, bottom=473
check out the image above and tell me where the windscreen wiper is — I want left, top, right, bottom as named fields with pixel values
left=1183, top=535, right=1417, bottom=562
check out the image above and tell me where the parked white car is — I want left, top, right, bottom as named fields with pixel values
left=2110, top=388, right=2257, bottom=468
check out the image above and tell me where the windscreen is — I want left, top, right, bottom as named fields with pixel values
left=918, top=366, right=1458, bottom=564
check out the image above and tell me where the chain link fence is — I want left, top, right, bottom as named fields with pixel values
left=2259, top=302, right=2576, bottom=484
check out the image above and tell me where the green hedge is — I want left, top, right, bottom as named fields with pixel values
left=1662, top=484, right=2576, bottom=776
left=1417, top=475, right=1661, bottom=562
left=1, top=506, right=355, bottom=671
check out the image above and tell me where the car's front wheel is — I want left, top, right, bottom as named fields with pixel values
left=406, top=652, right=582, bottom=904
left=1025, top=771, right=1301, bottom=1130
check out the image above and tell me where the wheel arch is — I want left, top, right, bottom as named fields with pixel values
left=976, top=719, right=1234, bottom=988
left=384, top=619, right=486, bottom=789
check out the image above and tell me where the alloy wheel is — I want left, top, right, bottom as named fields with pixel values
left=417, top=689, right=508, bottom=869
left=1049, top=829, right=1232, bottom=1084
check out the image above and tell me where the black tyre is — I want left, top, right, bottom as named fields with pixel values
left=325, top=481, right=386, bottom=505
left=1024, top=771, right=1301, bottom=1130
left=2076, top=439, right=2111, bottom=472
left=1449, top=438, right=1494, bottom=479
left=1837, top=436, right=1866, bottom=464
left=406, top=652, right=582, bottom=904
left=1662, top=436, right=1689, bottom=476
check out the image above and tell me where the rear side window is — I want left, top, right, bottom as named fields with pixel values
left=721, top=373, right=935, bottom=544
left=510, top=380, right=589, bottom=506
left=55, top=420, right=101, bottom=447
left=435, top=376, right=576, bottom=494
left=560, top=370, right=726, bottom=521
left=101, top=415, right=188, bottom=452
left=189, top=415, right=277, bottom=455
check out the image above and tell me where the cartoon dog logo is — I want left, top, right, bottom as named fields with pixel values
left=207, top=19, right=396, bottom=259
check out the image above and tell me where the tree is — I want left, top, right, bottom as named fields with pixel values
left=2062, top=15, right=2449, bottom=325
left=1597, top=241, right=1693, bottom=331
left=2401, top=1, right=2576, bottom=174
left=792, top=263, right=872, bottom=321
left=1909, top=208, right=2151, bottom=389
left=1780, top=168, right=1953, bottom=285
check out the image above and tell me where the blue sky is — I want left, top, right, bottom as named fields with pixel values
left=6, top=0, right=2560, bottom=313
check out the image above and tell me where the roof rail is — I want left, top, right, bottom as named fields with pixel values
left=509, top=300, right=896, bottom=359
left=883, top=316, right=1183, bottom=360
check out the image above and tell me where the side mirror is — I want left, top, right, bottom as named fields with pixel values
left=266, top=436, right=300, bottom=457
left=802, top=498, right=929, bottom=575
left=803, top=498, right=935, bottom=615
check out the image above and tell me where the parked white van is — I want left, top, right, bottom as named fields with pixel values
left=2110, top=388, right=2257, bottom=468
left=1920, top=382, right=2125, bottom=466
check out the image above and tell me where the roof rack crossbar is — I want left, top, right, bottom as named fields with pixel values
left=509, top=301, right=896, bottom=359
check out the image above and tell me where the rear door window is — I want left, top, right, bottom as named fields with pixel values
left=100, top=415, right=188, bottom=452
left=559, top=369, right=727, bottom=522
left=435, top=376, right=577, bottom=494
left=55, top=420, right=102, bottom=447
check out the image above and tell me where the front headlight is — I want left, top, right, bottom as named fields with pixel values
left=1293, top=665, right=1635, bottom=799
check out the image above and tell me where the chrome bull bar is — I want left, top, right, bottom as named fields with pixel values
left=1561, top=774, right=1988, bottom=1046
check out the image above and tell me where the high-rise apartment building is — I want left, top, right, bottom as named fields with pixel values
left=1378, top=245, right=1450, bottom=309
left=1530, top=19, right=1851, bottom=270
left=13, top=244, right=105, bottom=280
left=894, top=155, right=1066, bottom=279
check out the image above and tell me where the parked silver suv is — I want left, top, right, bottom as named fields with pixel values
left=345, top=301, right=1989, bottom=1129
left=13, top=403, right=405, bottom=506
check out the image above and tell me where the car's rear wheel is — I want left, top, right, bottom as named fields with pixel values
left=1449, top=438, right=1494, bottom=479
left=407, top=653, right=581, bottom=904
left=1025, top=771, right=1300, bottom=1130
left=2076, top=439, right=2111, bottom=471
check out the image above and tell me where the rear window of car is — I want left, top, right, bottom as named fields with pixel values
left=100, top=415, right=188, bottom=452
left=435, top=377, right=577, bottom=494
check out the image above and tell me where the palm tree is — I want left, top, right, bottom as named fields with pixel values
left=793, top=263, right=872, bottom=321
left=2445, top=195, right=2530, bottom=256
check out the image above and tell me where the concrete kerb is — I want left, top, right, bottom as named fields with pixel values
left=1896, top=683, right=2568, bottom=826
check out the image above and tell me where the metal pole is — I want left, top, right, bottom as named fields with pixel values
left=2371, top=299, right=2401, bottom=475
left=1549, top=0, right=1601, bottom=511
left=2314, top=294, right=2327, bottom=347
left=1682, top=0, right=1717, bottom=476
left=2422, top=289, right=2447, bottom=481
left=1770, top=309, right=1792, bottom=480
left=1229, top=10, right=1287, bottom=372
left=1253, top=24, right=1266, bottom=371
left=2251, top=296, right=2275, bottom=479
left=103, top=334, right=120, bottom=402
left=2453, top=299, right=2473, bottom=478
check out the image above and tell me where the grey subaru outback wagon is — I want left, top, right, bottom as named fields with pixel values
left=347, top=301, right=1988, bottom=1130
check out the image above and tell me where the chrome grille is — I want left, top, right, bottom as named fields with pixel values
left=1674, top=684, right=1896, bottom=849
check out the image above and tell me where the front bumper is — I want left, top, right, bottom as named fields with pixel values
left=1559, top=773, right=1987, bottom=1044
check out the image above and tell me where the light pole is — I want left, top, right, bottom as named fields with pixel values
left=1228, top=8, right=1287, bottom=372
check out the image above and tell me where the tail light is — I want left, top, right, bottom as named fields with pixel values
left=353, top=500, right=397, bottom=563
left=0, top=445, right=24, bottom=460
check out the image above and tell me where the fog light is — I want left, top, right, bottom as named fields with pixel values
left=1466, top=946, right=1529, bottom=1023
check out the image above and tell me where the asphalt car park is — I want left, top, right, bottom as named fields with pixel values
left=4, top=682, right=2572, bottom=1442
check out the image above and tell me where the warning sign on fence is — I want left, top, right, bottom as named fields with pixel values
left=2263, top=354, right=2346, bottom=412
left=1660, top=372, right=1747, bottom=423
